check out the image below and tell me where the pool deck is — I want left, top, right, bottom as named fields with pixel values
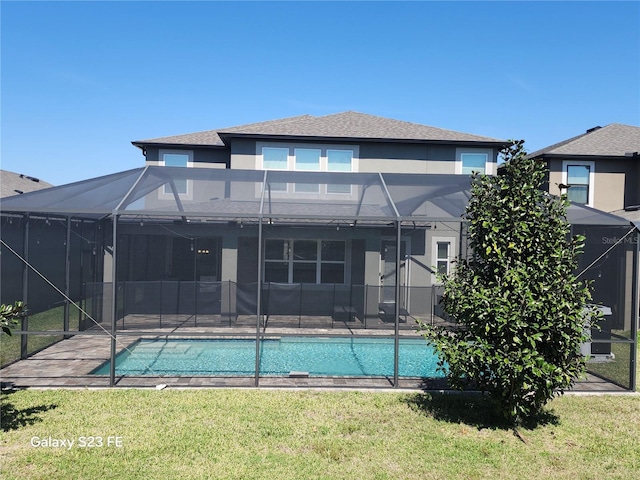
left=0, top=327, right=633, bottom=393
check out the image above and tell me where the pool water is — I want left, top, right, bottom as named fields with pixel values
left=92, top=337, right=445, bottom=378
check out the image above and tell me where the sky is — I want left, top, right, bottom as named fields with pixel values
left=1, top=1, right=639, bottom=186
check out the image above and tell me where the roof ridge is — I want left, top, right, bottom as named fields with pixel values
left=134, top=111, right=506, bottom=146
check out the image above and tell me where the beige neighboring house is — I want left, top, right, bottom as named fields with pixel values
left=0, top=170, right=53, bottom=198
left=527, top=123, right=640, bottom=221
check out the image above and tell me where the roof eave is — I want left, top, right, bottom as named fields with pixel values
left=532, top=153, right=636, bottom=161
left=131, top=141, right=228, bottom=150
left=217, top=132, right=508, bottom=148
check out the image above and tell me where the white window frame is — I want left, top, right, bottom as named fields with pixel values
left=257, top=143, right=359, bottom=197
left=561, top=160, right=595, bottom=207
left=455, top=148, right=494, bottom=175
left=431, top=236, right=456, bottom=284
left=159, top=149, right=194, bottom=198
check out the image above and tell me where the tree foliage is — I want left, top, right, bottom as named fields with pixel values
left=420, top=140, right=600, bottom=425
left=1, top=301, right=26, bottom=336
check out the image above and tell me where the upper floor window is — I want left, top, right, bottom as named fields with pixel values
left=327, top=149, right=353, bottom=172
left=160, top=150, right=193, bottom=195
left=295, top=148, right=321, bottom=171
left=263, top=147, right=288, bottom=170
left=259, top=143, right=358, bottom=196
left=562, top=160, right=594, bottom=206
left=460, top=153, right=488, bottom=174
left=566, top=165, right=590, bottom=204
left=327, top=150, right=353, bottom=193
left=259, top=144, right=357, bottom=173
left=456, top=148, right=493, bottom=175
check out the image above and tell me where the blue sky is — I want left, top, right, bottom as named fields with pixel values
left=2, top=1, right=639, bottom=186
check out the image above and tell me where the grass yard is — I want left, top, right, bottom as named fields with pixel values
left=0, top=304, right=82, bottom=367
left=1, top=389, right=639, bottom=480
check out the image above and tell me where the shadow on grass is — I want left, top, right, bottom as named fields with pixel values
left=0, top=387, right=58, bottom=432
left=405, top=392, right=560, bottom=431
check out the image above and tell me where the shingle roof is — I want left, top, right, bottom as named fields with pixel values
left=132, top=111, right=505, bottom=147
left=528, top=123, right=640, bottom=158
left=1, top=170, right=53, bottom=198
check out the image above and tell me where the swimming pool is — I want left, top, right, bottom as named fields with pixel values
left=92, top=337, right=445, bottom=378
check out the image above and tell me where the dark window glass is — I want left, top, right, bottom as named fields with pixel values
left=293, top=240, right=317, bottom=260
left=321, top=263, right=344, bottom=284
left=321, top=241, right=345, bottom=261
left=293, top=263, right=316, bottom=283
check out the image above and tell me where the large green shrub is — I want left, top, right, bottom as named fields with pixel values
left=420, top=140, right=600, bottom=425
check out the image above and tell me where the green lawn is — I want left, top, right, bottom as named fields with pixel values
left=0, top=304, right=82, bottom=367
left=1, top=389, right=639, bottom=480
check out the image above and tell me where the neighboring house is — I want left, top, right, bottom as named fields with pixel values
left=527, top=123, right=640, bottom=216
left=130, top=112, right=508, bottom=294
left=0, top=170, right=53, bottom=198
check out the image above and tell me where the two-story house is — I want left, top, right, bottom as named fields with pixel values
left=127, top=112, right=508, bottom=319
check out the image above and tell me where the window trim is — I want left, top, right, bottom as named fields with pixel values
left=561, top=160, right=595, bottom=207
left=258, top=143, right=359, bottom=197
left=431, top=236, right=456, bottom=284
left=258, top=143, right=359, bottom=172
left=455, top=148, right=494, bottom=175
left=159, top=149, right=194, bottom=198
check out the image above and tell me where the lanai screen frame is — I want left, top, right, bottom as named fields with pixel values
left=106, top=167, right=473, bottom=387
left=0, top=166, right=636, bottom=388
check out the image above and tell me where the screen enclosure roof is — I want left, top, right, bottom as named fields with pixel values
left=0, top=166, right=630, bottom=227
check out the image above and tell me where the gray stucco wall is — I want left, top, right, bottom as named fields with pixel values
left=230, top=139, right=498, bottom=174
left=144, top=146, right=230, bottom=166
left=547, top=157, right=638, bottom=212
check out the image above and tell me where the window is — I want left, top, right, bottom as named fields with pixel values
left=460, top=153, right=488, bottom=174
left=456, top=148, right=492, bottom=175
left=259, top=144, right=358, bottom=195
left=431, top=237, right=455, bottom=282
left=263, top=147, right=288, bottom=192
left=295, top=148, right=321, bottom=171
left=160, top=150, right=192, bottom=195
left=566, top=165, right=590, bottom=204
left=436, top=242, right=451, bottom=275
left=264, top=239, right=346, bottom=284
left=294, top=149, right=320, bottom=193
left=562, top=160, right=594, bottom=206
left=327, top=150, right=353, bottom=193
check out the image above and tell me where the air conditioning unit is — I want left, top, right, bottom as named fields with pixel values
left=581, top=305, right=614, bottom=361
